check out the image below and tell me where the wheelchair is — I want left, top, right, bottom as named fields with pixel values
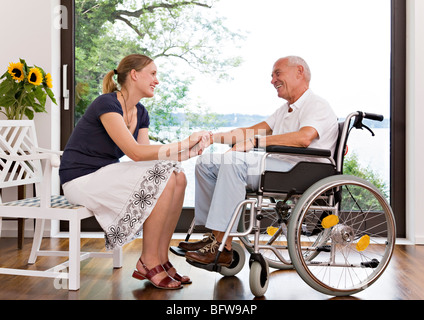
left=171, top=111, right=396, bottom=297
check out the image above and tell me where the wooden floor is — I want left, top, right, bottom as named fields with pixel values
left=0, top=237, right=423, bottom=301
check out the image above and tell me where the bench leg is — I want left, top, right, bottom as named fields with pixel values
left=68, top=218, right=81, bottom=291
left=113, top=247, right=123, bottom=269
left=28, top=219, right=45, bottom=264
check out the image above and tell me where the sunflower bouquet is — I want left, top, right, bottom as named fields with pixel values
left=0, top=58, right=57, bottom=120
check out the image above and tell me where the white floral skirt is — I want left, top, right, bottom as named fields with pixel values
left=63, top=160, right=183, bottom=250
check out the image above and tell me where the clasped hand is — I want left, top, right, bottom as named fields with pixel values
left=186, top=131, right=213, bottom=158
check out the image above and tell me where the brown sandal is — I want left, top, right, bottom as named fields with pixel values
left=132, top=259, right=182, bottom=290
left=162, top=261, right=192, bottom=284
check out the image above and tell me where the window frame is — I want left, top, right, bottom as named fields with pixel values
left=60, top=0, right=75, bottom=151
left=390, top=0, right=406, bottom=237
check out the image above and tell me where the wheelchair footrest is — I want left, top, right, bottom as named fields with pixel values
left=186, top=259, right=222, bottom=273
left=170, top=246, right=187, bottom=257
left=361, top=259, right=379, bottom=269
left=317, top=245, right=331, bottom=252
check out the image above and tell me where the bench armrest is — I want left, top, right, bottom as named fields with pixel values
left=0, top=152, right=61, bottom=167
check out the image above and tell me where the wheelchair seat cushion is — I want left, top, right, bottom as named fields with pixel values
left=260, top=161, right=337, bottom=194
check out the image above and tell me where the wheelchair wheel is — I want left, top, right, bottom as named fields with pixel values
left=249, top=259, right=269, bottom=297
left=219, top=241, right=246, bottom=277
left=287, top=175, right=396, bottom=296
left=238, top=202, right=294, bottom=270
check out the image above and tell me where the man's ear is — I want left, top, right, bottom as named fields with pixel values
left=296, top=65, right=305, bottom=79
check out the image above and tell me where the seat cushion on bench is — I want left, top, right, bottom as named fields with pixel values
left=2, top=195, right=83, bottom=209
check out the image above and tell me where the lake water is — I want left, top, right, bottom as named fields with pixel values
left=180, top=127, right=390, bottom=207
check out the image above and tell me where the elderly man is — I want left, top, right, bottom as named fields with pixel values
left=181, top=56, right=339, bottom=266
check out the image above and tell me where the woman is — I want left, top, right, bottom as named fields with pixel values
left=59, top=54, right=210, bottom=290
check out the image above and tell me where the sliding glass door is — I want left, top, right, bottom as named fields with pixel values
left=60, top=0, right=405, bottom=236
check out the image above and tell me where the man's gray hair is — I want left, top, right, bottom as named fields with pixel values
left=286, top=56, right=312, bottom=83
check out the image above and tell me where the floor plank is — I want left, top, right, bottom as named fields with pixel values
left=0, top=237, right=422, bottom=300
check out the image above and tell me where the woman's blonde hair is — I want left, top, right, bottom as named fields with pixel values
left=102, top=54, right=154, bottom=94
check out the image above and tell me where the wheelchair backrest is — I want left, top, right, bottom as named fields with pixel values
left=333, top=121, right=347, bottom=174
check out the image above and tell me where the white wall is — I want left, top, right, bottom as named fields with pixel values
left=0, top=0, right=61, bottom=236
left=406, top=0, right=424, bottom=243
left=0, top=0, right=61, bottom=148
left=0, top=0, right=422, bottom=242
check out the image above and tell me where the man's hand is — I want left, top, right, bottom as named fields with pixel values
left=229, top=138, right=255, bottom=153
left=189, top=132, right=213, bottom=158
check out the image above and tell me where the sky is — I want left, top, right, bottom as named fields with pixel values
left=184, top=0, right=391, bottom=119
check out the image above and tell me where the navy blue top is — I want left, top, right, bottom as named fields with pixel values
left=59, top=92, right=150, bottom=185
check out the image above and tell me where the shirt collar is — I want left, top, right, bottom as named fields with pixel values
left=289, top=89, right=312, bottom=111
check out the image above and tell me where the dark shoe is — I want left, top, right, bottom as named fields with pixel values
left=178, top=233, right=215, bottom=251
left=185, top=240, right=233, bottom=267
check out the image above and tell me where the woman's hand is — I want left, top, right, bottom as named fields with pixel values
left=188, top=134, right=211, bottom=158
left=185, top=131, right=213, bottom=149
left=160, top=131, right=213, bottom=162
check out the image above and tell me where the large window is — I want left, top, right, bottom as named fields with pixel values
left=61, top=0, right=405, bottom=235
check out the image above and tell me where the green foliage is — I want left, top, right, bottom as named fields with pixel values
left=342, top=152, right=389, bottom=211
left=0, top=59, right=56, bottom=120
left=74, top=0, right=244, bottom=140
left=343, top=152, right=388, bottom=197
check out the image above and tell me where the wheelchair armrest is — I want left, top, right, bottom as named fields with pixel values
left=264, top=145, right=332, bottom=158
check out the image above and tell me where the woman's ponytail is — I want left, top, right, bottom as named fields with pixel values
left=102, top=70, right=119, bottom=94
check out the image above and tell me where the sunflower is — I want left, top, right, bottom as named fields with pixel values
left=7, top=62, right=25, bottom=82
left=27, top=67, right=43, bottom=86
left=44, top=73, right=53, bottom=89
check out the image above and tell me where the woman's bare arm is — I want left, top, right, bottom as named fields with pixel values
left=100, top=113, right=207, bottom=162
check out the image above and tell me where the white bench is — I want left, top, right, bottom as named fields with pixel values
left=0, top=120, right=122, bottom=290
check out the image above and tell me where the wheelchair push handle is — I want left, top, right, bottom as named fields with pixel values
left=352, top=111, right=384, bottom=137
left=362, top=112, right=384, bottom=122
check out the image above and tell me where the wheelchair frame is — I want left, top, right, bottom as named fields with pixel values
left=172, top=111, right=396, bottom=297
